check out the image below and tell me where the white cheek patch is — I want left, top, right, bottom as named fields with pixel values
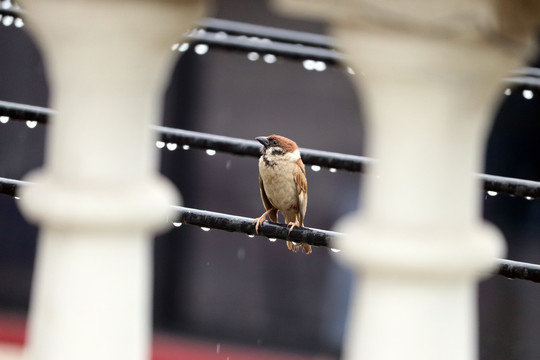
left=283, top=149, right=301, bottom=162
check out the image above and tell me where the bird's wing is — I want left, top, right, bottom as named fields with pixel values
left=294, top=159, right=308, bottom=226
left=259, top=174, right=278, bottom=222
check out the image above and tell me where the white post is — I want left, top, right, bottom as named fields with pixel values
left=273, top=1, right=540, bottom=360
left=17, top=1, right=205, bottom=359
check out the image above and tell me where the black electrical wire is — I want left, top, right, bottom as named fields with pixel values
left=0, top=176, right=538, bottom=283
left=171, top=205, right=338, bottom=248
left=0, top=100, right=539, bottom=198
left=0, top=100, right=53, bottom=124
left=186, top=31, right=342, bottom=63
left=198, top=17, right=335, bottom=49
left=152, top=125, right=374, bottom=173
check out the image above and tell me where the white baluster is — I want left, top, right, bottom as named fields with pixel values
left=18, top=1, right=206, bottom=359
left=274, top=1, right=540, bottom=359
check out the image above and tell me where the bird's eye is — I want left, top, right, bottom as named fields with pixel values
left=272, top=140, right=279, bottom=145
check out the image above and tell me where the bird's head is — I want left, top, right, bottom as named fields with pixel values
left=255, top=135, right=301, bottom=162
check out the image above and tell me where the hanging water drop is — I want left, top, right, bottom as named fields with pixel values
left=525, top=196, right=534, bottom=200
left=194, top=43, right=209, bottom=55
left=314, top=61, right=327, bottom=72
left=14, top=17, right=23, bottom=28
left=171, top=43, right=179, bottom=51
left=26, top=121, right=37, bottom=129
left=166, top=143, right=177, bottom=151
left=2, top=15, right=13, bottom=26
left=247, top=234, right=255, bottom=238
left=0, top=116, right=9, bottom=124
left=347, top=66, right=356, bottom=75
left=303, top=59, right=315, bottom=71
left=179, top=43, right=190, bottom=52
left=329, top=168, right=337, bottom=173
left=311, top=165, right=321, bottom=172
left=522, top=89, right=534, bottom=100
left=263, top=54, right=277, bottom=64
left=247, top=52, right=260, bottom=61
left=206, top=149, right=217, bottom=156
left=268, top=238, right=277, bottom=242
left=487, top=191, right=498, bottom=197
left=331, top=248, right=341, bottom=253
left=504, top=88, right=512, bottom=96
left=182, top=144, right=190, bottom=150
left=172, top=222, right=182, bottom=227
left=155, top=141, right=165, bottom=149
left=201, top=227, right=211, bottom=232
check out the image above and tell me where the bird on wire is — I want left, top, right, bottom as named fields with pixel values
left=253, top=135, right=310, bottom=254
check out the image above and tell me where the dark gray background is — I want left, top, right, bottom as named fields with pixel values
left=0, top=1, right=539, bottom=358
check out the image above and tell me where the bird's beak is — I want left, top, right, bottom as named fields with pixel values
left=255, top=136, right=270, bottom=147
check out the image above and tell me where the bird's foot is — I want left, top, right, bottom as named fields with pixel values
left=253, top=215, right=267, bottom=234
left=287, top=221, right=300, bottom=235
left=287, top=241, right=300, bottom=253
left=286, top=222, right=311, bottom=254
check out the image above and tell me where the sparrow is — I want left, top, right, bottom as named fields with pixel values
left=253, top=135, right=310, bottom=254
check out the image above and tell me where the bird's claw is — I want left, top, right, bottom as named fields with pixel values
left=287, top=221, right=300, bottom=235
left=253, top=215, right=267, bottom=234
left=286, top=222, right=312, bottom=254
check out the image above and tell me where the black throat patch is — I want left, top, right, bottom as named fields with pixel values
left=262, top=154, right=276, bottom=167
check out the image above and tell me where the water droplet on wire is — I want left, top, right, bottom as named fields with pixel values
left=14, top=17, right=23, bottom=28
left=171, top=43, right=179, bottom=51
left=314, top=61, right=327, bottom=72
left=487, top=191, right=498, bottom=197
left=311, top=165, right=321, bottom=172
left=206, top=149, right=216, bottom=156
left=0, top=116, right=9, bottom=124
left=268, top=238, right=277, bottom=242
left=2, top=15, right=13, bottom=26
left=194, top=43, right=209, bottom=55
left=26, top=121, right=37, bottom=129
left=504, top=88, right=512, bottom=96
left=179, top=43, right=190, bottom=52
left=182, top=144, right=190, bottom=150
left=331, top=248, right=341, bottom=253
left=303, top=59, right=315, bottom=71
left=201, top=227, right=211, bottom=232
left=523, top=89, right=534, bottom=100
left=247, top=234, right=255, bottom=238
left=263, top=54, right=277, bottom=64
left=247, top=52, right=260, bottom=61
left=166, top=143, right=177, bottom=151
left=172, top=222, right=182, bottom=227
left=329, top=168, right=337, bottom=173
left=156, top=141, right=165, bottom=149
left=525, top=196, right=534, bottom=200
